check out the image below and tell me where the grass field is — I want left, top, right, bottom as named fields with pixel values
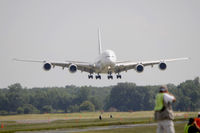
left=77, top=123, right=185, bottom=133
left=0, top=111, right=198, bottom=133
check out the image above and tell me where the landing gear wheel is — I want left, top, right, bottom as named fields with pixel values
left=107, top=75, right=113, bottom=80
left=95, top=75, right=101, bottom=79
left=88, top=75, right=93, bottom=79
left=116, top=75, right=122, bottom=79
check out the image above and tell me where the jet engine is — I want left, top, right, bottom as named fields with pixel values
left=136, top=64, right=144, bottom=73
left=43, top=63, right=51, bottom=71
left=159, top=62, right=167, bottom=70
left=69, top=64, right=77, bottom=73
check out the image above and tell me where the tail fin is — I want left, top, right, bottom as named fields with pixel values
left=98, top=27, right=102, bottom=55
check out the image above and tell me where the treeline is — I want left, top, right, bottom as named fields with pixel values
left=105, top=77, right=200, bottom=112
left=0, top=77, right=200, bottom=115
left=0, top=85, right=112, bottom=115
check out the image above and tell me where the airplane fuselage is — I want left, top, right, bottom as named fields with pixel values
left=94, top=50, right=117, bottom=74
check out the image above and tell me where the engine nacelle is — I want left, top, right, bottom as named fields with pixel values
left=43, top=63, right=51, bottom=71
left=69, top=64, right=77, bottom=73
left=136, top=64, right=144, bottom=73
left=159, top=62, right=167, bottom=70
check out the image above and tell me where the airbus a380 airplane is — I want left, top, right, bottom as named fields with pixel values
left=14, top=28, right=188, bottom=79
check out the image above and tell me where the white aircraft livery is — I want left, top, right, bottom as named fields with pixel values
left=14, top=28, right=189, bottom=79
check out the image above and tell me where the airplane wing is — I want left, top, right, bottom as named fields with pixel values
left=13, top=58, right=95, bottom=73
left=115, top=57, right=189, bottom=73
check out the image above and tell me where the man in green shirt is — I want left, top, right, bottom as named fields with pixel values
left=154, top=86, right=176, bottom=133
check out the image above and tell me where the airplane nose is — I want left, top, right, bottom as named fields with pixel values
left=106, top=57, right=115, bottom=66
left=107, top=57, right=112, bottom=62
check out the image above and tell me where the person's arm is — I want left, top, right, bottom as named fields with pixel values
left=164, top=93, right=176, bottom=103
left=168, top=92, right=176, bottom=102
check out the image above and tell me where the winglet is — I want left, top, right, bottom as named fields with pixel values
left=98, top=27, right=102, bottom=55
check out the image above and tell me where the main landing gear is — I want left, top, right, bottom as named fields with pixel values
left=108, top=74, right=121, bottom=79
left=88, top=74, right=101, bottom=80
left=116, top=74, right=122, bottom=79
left=88, top=74, right=93, bottom=79
left=88, top=74, right=122, bottom=79
left=107, top=72, right=122, bottom=79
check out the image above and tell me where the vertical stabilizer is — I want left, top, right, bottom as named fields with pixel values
left=98, top=27, right=102, bottom=55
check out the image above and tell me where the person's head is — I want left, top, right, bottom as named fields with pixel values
left=198, top=112, right=200, bottom=118
left=188, top=118, right=194, bottom=125
left=159, top=86, right=168, bottom=93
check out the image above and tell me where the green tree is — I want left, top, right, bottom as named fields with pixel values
left=0, top=91, right=8, bottom=111
left=106, top=83, right=157, bottom=111
left=17, top=107, right=24, bottom=114
left=23, top=104, right=39, bottom=114
left=7, top=83, right=26, bottom=112
left=75, top=88, right=91, bottom=104
left=42, top=105, right=53, bottom=113
left=67, top=104, right=80, bottom=113
left=80, top=101, right=95, bottom=112
left=174, top=77, right=200, bottom=111
left=89, top=96, right=103, bottom=110
left=0, top=110, right=8, bottom=115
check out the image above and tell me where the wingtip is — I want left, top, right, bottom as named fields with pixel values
left=13, top=58, right=18, bottom=61
left=181, top=57, right=190, bottom=61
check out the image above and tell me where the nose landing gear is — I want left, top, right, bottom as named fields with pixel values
left=107, top=75, right=113, bottom=79
left=95, top=74, right=101, bottom=79
left=107, top=72, right=113, bottom=79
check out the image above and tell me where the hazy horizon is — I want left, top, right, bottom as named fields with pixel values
left=0, top=0, right=199, bottom=88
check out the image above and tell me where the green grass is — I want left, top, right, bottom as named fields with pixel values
left=0, top=112, right=153, bottom=121
left=0, top=118, right=152, bottom=132
left=0, top=111, right=196, bottom=121
left=77, top=123, right=185, bottom=133
left=0, top=111, right=197, bottom=133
